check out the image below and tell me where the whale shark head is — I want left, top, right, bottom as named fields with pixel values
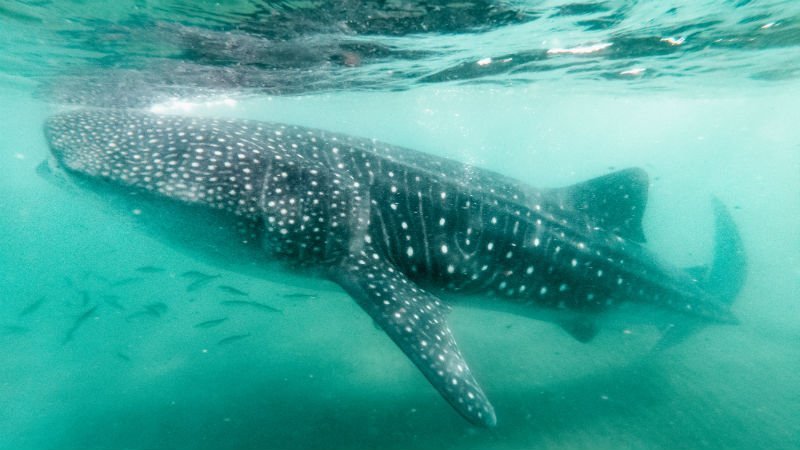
left=42, top=110, right=297, bottom=279
left=45, top=110, right=195, bottom=186
left=45, top=111, right=105, bottom=177
left=44, top=110, right=272, bottom=219
left=39, top=111, right=135, bottom=199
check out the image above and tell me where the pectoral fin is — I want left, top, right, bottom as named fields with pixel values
left=558, top=316, right=599, bottom=343
left=331, top=248, right=497, bottom=427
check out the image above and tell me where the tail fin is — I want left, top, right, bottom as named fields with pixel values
left=654, top=199, right=747, bottom=350
left=704, top=198, right=747, bottom=304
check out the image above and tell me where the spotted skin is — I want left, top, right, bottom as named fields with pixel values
left=44, top=110, right=743, bottom=427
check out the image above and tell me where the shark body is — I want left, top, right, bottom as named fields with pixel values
left=44, top=110, right=746, bottom=427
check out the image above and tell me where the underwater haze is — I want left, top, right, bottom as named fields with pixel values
left=1, top=1, right=799, bottom=449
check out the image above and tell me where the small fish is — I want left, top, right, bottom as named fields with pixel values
left=181, top=270, right=213, bottom=279
left=135, top=265, right=165, bottom=273
left=116, top=352, right=132, bottom=362
left=79, top=290, right=91, bottom=306
left=144, top=302, right=168, bottom=316
left=63, top=305, right=98, bottom=344
left=101, top=295, right=125, bottom=310
left=217, top=333, right=251, bottom=345
left=282, top=293, right=319, bottom=300
left=221, top=300, right=281, bottom=313
left=110, top=277, right=144, bottom=287
left=125, top=302, right=167, bottom=321
left=218, top=285, right=249, bottom=296
left=186, top=275, right=221, bottom=292
left=194, top=318, right=228, bottom=329
left=19, top=296, right=47, bottom=317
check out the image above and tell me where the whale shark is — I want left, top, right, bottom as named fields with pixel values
left=43, top=109, right=746, bottom=427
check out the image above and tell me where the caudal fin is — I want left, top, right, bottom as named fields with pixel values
left=681, top=198, right=747, bottom=306
left=654, top=199, right=747, bottom=350
left=704, top=198, right=747, bottom=304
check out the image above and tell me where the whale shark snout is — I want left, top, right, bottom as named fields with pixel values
left=45, top=112, right=109, bottom=176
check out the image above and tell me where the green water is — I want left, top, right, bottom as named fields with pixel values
left=2, top=2, right=800, bottom=449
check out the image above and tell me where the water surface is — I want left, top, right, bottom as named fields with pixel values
left=1, top=1, right=799, bottom=449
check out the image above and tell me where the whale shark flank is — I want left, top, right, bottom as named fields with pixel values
left=43, top=110, right=746, bottom=427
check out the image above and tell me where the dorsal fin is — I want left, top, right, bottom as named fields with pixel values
left=549, top=168, right=649, bottom=243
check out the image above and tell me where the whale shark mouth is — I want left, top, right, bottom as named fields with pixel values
left=36, top=157, right=74, bottom=190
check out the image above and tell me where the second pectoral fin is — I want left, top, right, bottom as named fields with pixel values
left=558, top=316, right=600, bottom=343
left=330, top=248, right=497, bottom=427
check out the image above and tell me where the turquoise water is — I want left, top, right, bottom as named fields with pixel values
left=2, top=1, right=799, bottom=449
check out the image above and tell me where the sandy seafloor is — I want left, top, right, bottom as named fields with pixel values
left=1, top=80, right=799, bottom=449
